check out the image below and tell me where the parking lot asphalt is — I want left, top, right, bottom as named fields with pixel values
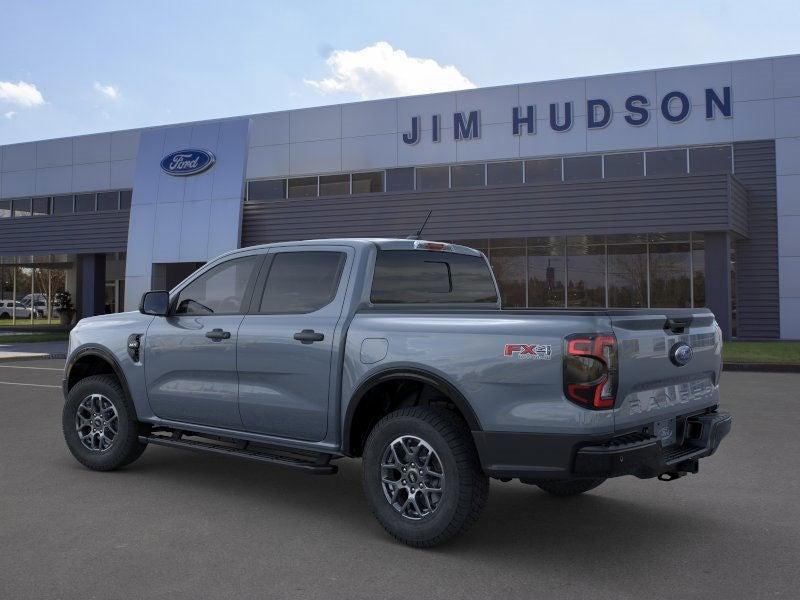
left=1, top=360, right=798, bottom=600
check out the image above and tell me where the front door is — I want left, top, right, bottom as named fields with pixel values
left=237, top=247, right=351, bottom=441
left=144, top=254, right=263, bottom=429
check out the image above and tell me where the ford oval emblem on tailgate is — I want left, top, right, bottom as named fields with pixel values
left=670, top=342, right=694, bottom=367
left=160, top=149, right=215, bottom=176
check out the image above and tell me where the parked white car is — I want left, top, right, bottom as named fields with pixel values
left=0, top=300, right=32, bottom=319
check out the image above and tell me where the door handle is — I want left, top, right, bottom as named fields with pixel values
left=205, top=328, right=231, bottom=341
left=293, top=329, right=325, bottom=344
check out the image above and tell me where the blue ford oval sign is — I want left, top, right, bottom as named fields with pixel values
left=160, top=149, right=215, bottom=176
left=670, top=342, right=694, bottom=367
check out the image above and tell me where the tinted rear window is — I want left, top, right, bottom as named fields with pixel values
left=371, top=250, right=498, bottom=304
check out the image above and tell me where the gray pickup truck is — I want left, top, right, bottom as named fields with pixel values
left=62, top=238, right=731, bottom=547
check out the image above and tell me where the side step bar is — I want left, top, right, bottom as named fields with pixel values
left=139, top=432, right=338, bottom=475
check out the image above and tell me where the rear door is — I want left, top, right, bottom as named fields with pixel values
left=237, top=246, right=352, bottom=442
left=610, top=309, right=722, bottom=437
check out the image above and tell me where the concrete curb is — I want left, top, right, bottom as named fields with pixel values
left=723, top=362, right=800, bottom=373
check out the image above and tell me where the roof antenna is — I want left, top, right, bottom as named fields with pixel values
left=407, top=210, right=433, bottom=240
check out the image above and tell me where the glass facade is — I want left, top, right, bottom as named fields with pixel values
left=452, top=233, right=707, bottom=309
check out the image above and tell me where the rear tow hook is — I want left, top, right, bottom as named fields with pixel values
left=658, top=472, right=684, bottom=482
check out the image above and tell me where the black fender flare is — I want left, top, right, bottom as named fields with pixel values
left=64, top=345, right=134, bottom=412
left=342, top=367, right=482, bottom=456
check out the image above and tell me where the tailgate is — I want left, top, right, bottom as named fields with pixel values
left=610, top=309, right=722, bottom=435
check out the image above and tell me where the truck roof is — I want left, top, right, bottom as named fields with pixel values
left=234, top=238, right=485, bottom=256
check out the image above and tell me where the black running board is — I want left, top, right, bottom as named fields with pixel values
left=139, top=433, right=338, bottom=475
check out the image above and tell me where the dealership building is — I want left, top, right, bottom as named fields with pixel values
left=1, top=54, right=799, bottom=339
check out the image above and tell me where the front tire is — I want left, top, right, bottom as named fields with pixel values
left=532, top=478, right=606, bottom=497
left=62, top=374, right=147, bottom=471
left=362, top=407, right=489, bottom=547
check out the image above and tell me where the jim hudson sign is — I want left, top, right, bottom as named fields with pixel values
left=401, top=86, right=732, bottom=145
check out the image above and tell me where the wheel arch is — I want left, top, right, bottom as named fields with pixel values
left=342, top=367, right=482, bottom=457
left=65, top=345, right=135, bottom=415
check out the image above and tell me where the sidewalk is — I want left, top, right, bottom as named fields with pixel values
left=0, top=341, right=68, bottom=362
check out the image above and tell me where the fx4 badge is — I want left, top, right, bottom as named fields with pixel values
left=504, top=343, right=552, bottom=360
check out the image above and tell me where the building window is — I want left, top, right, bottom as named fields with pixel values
left=52, top=195, right=74, bottom=214
left=649, top=240, right=691, bottom=308
left=120, top=190, right=132, bottom=210
left=74, top=194, right=96, bottom=212
left=98, top=191, right=119, bottom=211
left=646, top=149, right=687, bottom=177
left=607, top=242, right=648, bottom=307
left=564, top=155, right=602, bottom=182
left=692, top=233, right=706, bottom=307
left=567, top=239, right=606, bottom=307
left=386, top=167, right=415, bottom=192
left=416, top=166, right=449, bottom=191
left=604, top=152, right=644, bottom=178
left=319, top=174, right=350, bottom=196
left=12, top=198, right=32, bottom=218
left=287, top=177, right=318, bottom=198
left=0, top=200, right=10, bottom=218
left=451, top=163, right=485, bottom=188
left=248, top=179, right=286, bottom=201
left=352, top=171, right=384, bottom=194
left=527, top=237, right=566, bottom=307
left=524, top=158, right=562, bottom=184
left=690, top=145, right=732, bottom=174
left=488, top=239, right=526, bottom=308
left=32, top=197, right=50, bottom=216
left=487, top=161, right=523, bottom=186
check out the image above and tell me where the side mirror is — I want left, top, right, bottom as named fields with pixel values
left=139, top=290, right=170, bottom=316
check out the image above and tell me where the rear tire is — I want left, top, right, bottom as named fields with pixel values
left=533, top=478, right=606, bottom=497
left=62, top=374, right=147, bottom=471
left=362, top=407, right=489, bottom=548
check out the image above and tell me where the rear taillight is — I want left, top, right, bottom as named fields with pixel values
left=563, top=333, right=618, bottom=410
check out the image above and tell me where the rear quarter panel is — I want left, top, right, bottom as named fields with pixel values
left=342, top=310, right=615, bottom=435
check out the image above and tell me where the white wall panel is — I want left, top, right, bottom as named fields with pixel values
left=780, top=298, right=800, bottom=339
left=342, top=99, right=397, bottom=137
left=586, top=109, right=658, bottom=152
left=36, top=166, right=72, bottom=195
left=1, top=169, right=35, bottom=197
left=110, top=130, right=140, bottom=161
left=773, top=55, right=800, bottom=98
left=656, top=63, right=732, bottom=107
left=72, top=162, right=110, bottom=192
left=131, top=129, right=165, bottom=205
left=208, top=197, right=243, bottom=257
left=152, top=202, right=182, bottom=262
left=179, top=200, right=211, bottom=261
left=777, top=175, right=800, bottom=216
left=732, top=100, right=775, bottom=141
left=74, top=133, right=111, bottom=164
left=776, top=137, right=800, bottom=175
left=586, top=71, right=657, bottom=114
left=36, top=138, right=72, bottom=168
left=342, top=133, right=397, bottom=170
left=212, top=119, right=248, bottom=200
left=1, top=142, right=36, bottom=172
left=519, top=78, right=587, bottom=117
left=290, top=105, right=341, bottom=142
left=778, top=215, right=800, bottom=256
left=519, top=118, right=587, bottom=157
left=397, top=129, right=456, bottom=166
left=456, top=85, right=517, bottom=126
left=110, top=159, right=136, bottom=188
left=657, top=108, right=733, bottom=147
left=779, top=256, right=800, bottom=298
left=774, top=97, right=800, bottom=139
left=732, top=59, right=774, bottom=101
left=455, top=122, right=519, bottom=162
left=290, top=138, right=341, bottom=174
left=397, top=93, right=456, bottom=132
left=189, top=123, right=221, bottom=151
left=246, top=144, right=290, bottom=179
left=250, top=111, right=290, bottom=147
left=124, top=204, right=157, bottom=277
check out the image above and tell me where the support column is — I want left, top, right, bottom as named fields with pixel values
left=704, top=232, right=733, bottom=341
left=79, top=254, right=107, bottom=318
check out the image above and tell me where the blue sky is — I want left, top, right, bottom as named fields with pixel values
left=1, top=0, right=799, bottom=144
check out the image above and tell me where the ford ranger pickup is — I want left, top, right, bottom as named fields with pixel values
left=62, top=238, right=731, bottom=547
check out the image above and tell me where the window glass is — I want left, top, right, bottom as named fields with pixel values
left=692, top=235, right=706, bottom=307
left=74, top=194, right=96, bottom=212
left=386, top=167, right=415, bottom=192
left=371, top=250, right=497, bottom=304
left=288, top=177, right=317, bottom=198
left=487, top=161, right=523, bottom=186
left=567, top=241, right=605, bottom=307
left=649, top=242, right=691, bottom=308
left=451, top=163, right=485, bottom=188
left=13, top=198, right=32, bottom=217
left=259, top=251, right=346, bottom=314
left=0, top=200, right=10, bottom=218
left=319, top=174, right=350, bottom=196
left=524, top=158, right=562, bottom=183
left=97, top=192, right=119, bottom=211
left=32, top=197, right=50, bottom=215
left=489, top=244, right=525, bottom=308
left=119, top=190, right=132, bottom=210
left=604, top=152, right=644, bottom=178
left=175, top=255, right=261, bottom=315
left=607, top=244, right=647, bottom=307
left=528, top=238, right=566, bottom=307
left=563, top=155, right=602, bottom=181
left=52, top=195, right=74, bottom=214
left=690, top=146, right=732, bottom=174
left=249, top=179, right=286, bottom=201
left=416, top=166, right=449, bottom=191
left=352, top=171, right=384, bottom=194
left=646, top=149, right=687, bottom=176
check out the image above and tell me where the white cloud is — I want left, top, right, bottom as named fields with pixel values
left=0, top=81, right=44, bottom=107
left=93, top=82, right=121, bottom=100
left=304, top=41, right=475, bottom=100
left=4, top=110, right=16, bottom=119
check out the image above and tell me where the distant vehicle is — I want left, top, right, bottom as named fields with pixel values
left=20, top=295, right=48, bottom=318
left=0, top=300, right=31, bottom=319
left=62, top=238, right=732, bottom=547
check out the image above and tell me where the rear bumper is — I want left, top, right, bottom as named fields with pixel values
left=473, top=411, right=732, bottom=480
